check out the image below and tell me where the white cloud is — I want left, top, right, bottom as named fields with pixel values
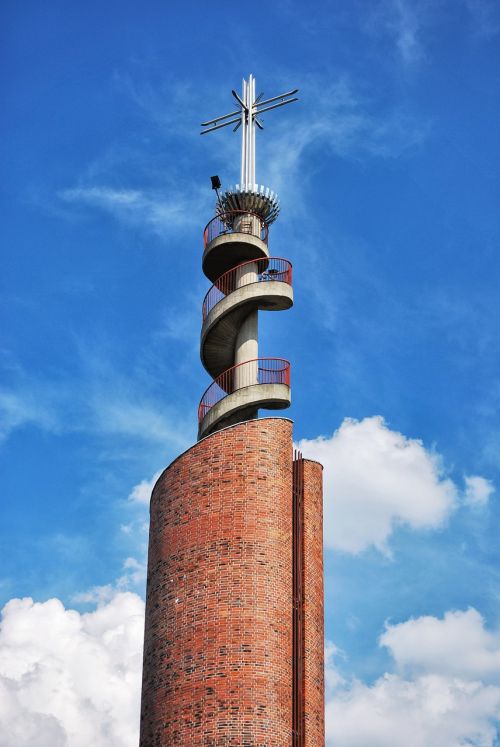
left=390, top=0, right=425, bottom=65
left=327, top=608, right=500, bottom=747
left=0, top=593, right=144, bottom=747
left=59, top=186, right=190, bottom=236
left=0, top=390, right=59, bottom=442
left=71, top=584, right=118, bottom=606
left=364, top=0, right=428, bottom=66
left=261, top=76, right=427, bottom=206
left=73, top=556, right=147, bottom=606
left=113, top=74, right=200, bottom=135
left=325, top=640, right=347, bottom=691
left=0, top=357, right=194, bottom=452
left=90, top=395, right=192, bottom=448
left=464, top=475, right=495, bottom=507
left=118, top=557, right=147, bottom=589
left=0, top=381, right=192, bottom=451
left=297, top=416, right=457, bottom=554
left=59, top=185, right=207, bottom=238
left=381, top=608, right=500, bottom=682
left=327, top=672, right=500, bottom=747
left=3, top=594, right=499, bottom=747
left=128, top=470, right=162, bottom=505
left=73, top=470, right=156, bottom=607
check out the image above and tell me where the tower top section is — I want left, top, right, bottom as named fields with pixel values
left=201, top=75, right=298, bottom=225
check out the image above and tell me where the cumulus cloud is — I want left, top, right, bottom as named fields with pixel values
left=0, top=593, right=144, bottom=747
left=464, top=475, right=495, bottom=507
left=128, top=470, right=162, bottom=505
left=327, top=608, right=500, bottom=747
left=72, top=555, right=147, bottom=607
left=297, top=416, right=457, bottom=554
left=3, top=594, right=499, bottom=747
left=381, top=607, right=500, bottom=682
left=325, top=640, right=346, bottom=691
left=328, top=672, right=500, bottom=747
left=118, top=557, right=147, bottom=588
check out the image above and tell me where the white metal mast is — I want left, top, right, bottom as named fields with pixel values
left=201, top=75, right=298, bottom=190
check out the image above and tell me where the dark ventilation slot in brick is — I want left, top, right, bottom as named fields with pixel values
left=292, top=451, right=304, bottom=746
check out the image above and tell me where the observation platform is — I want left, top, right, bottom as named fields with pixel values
left=202, top=211, right=269, bottom=282
left=198, top=357, right=291, bottom=440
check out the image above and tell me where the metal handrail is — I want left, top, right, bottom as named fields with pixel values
left=203, top=210, right=269, bottom=249
left=198, top=357, right=291, bottom=423
left=202, top=257, right=293, bottom=320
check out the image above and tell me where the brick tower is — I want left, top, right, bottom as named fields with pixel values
left=139, top=76, right=325, bottom=746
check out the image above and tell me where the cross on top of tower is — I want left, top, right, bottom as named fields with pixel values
left=201, top=74, right=298, bottom=190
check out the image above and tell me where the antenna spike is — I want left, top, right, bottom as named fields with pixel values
left=253, top=98, right=298, bottom=116
left=231, top=89, right=247, bottom=110
left=255, top=89, right=299, bottom=108
left=200, top=117, right=241, bottom=134
left=201, top=109, right=240, bottom=127
left=201, top=76, right=298, bottom=186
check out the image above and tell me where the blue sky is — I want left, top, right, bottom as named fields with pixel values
left=1, top=1, right=500, bottom=744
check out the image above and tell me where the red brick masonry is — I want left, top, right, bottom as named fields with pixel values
left=139, top=418, right=324, bottom=746
left=302, top=460, right=325, bottom=745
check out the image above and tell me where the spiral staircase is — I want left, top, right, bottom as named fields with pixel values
left=198, top=207, right=293, bottom=439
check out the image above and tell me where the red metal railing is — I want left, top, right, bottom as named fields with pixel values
left=202, top=257, right=293, bottom=320
left=203, top=210, right=269, bottom=249
left=198, top=357, right=291, bottom=423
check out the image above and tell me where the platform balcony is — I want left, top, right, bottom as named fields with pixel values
left=202, top=210, right=270, bottom=283
left=202, top=257, right=292, bottom=321
left=203, top=209, right=268, bottom=247
left=198, top=357, right=291, bottom=439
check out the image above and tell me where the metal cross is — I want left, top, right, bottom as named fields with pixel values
left=201, top=74, right=298, bottom=190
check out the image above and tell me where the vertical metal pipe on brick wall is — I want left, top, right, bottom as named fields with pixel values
left=293, top=454, right=325, bottom=746
left=302, top=459, right=325, bottom=745
left=292, top=452, right=305, bottom=747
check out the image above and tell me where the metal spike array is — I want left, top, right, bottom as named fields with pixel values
left=218, top=184, right=280, bottom=225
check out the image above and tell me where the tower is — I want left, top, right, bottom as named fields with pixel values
left=139, top=76, right=325, bottom=746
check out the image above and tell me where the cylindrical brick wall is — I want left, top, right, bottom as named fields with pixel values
left=140, top=418, right=294, bottom=746
left=302, top=460, right=325, bottom=745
